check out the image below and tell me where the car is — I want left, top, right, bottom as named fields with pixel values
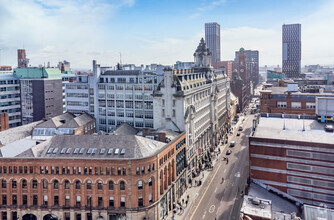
left=237, top=133, right=240, bottom=136
left=229, top=141, right=235, bottom=147
left=226, top=150, right=232, bottom=155
left=325, top=125, right=334, bottom=132
left=238, top=126, right=243, bottom=131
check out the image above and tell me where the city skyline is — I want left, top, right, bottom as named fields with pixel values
left=0, top=0, right=333, bottom=69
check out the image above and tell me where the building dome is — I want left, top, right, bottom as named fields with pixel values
left=239, top=48, right=245, bottom=51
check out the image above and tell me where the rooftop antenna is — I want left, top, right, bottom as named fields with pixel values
left=119, top=52, right=122, bottom=66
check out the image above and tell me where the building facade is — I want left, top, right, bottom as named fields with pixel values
left=282, top=24, right=301, bottom=78
left=0, top=132, right=186, bottom=220
left=17, top=49, right=29, bottom=68
left=65, top=63, right=164, bottom=132
left=14, top=68, right=63, bottom=125
left=153, top=38, right=230, bottom=178
left=205, top=22, right=221, bottom=63
left=259, top=86, right=333, bottom=116
left=249, top=117, right=334, bottom=208
left=235, top=49, right=259, bottom=87
left=0, top=67, right=21, bottom=129
left=230, top=48, right=251, bottom=112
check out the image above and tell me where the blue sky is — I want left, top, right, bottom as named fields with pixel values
left=0, top=0, right=333, bottom=69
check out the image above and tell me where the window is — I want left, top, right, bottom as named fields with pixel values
left=43, top=180, right=48, bottom=189
left=142, top=166, right=145, bottom=174
left=11, top=195, right=17, bottom=205
left=291, top=102, right=301, bottom=109
left=86, top=181, right=92, bottom=190
left=22, top=179, right=27, bottom=189
left=43, top=195, right=48, bottom=206
left=54, top=196, right=59, bottom=206
left=12, top=180, right=17, bottom=188
left=120, top=197, right=125, bottom=207
left=109, top=197, right=114, bottom=207
left=138, top=196, right=143, bottom=207
left=22, top=195, right=27, bottom=205
left=54, top=180, right=59, bottom=189
left=138, top=181, right=143, bottom=190
left=1, top=180, right=6, bottom=189
left=33, top=195, right=38, bottom=206
left=109, top=181, right=114, bottom=190
left=76, top=180, right=81, bottom=189
left=306, top=102, right=316, bottom=109
left=98, top=181, right=103, bottom=190
left=120, top=181, right=125, bottom=190
left=122, top=168, right=126, bottom=175
left=98, top=197, right=103, bottom=207
left=277, top=101, right=287, bottom=108
left=32, top=180, right=37, bottom=189
left=118, top=167, right=121, bottom=175
left=76, top=196, right=81, bottom=207
left=65, top=196, right=70, bottom=206
left=136, top=167, right=140, bottom=175
left=149, top=193, right=153, bottom=203
left=2, top=195, right=6, bottom=205
left=65, top=180, right=70, bottom=189
left=149, top=178, right=152, bottom=186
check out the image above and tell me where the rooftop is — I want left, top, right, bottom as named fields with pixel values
left=0, top=120, right=42, bottom=146
left=253, top=117, right=334, bottom=144
left=240, top=195, right=272, bottom=219
left=27, top=135, right=167, bottom=159
left=303, top=204, right=334, bottom=220
left=14, top=67, right=62, bottom=79
left=34, top=112, right=94, bottom=129
left=260, top=86, right=333, bottom=96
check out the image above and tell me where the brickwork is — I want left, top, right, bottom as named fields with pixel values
left=0, top=133, right=186, bottom=220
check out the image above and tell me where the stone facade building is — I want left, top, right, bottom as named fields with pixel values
left=153, top=38, right=230, bottom=178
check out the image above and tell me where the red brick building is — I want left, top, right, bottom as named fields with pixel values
left=0, top=132, right=186, bottom=220
left=259, top=86, right=333, bottom=116
left=249, top=117, right=334, bottom=208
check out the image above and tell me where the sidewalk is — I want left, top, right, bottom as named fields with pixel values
left=168, top=123, right=243, bottom=220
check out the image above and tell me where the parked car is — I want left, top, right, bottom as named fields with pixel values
left=226, top=150, right=232, bottom=155
left=238, top=126, right=243, bottom=131
left=237, top=133, right=240, bottom=136
left=325, top=125, right=334, bottom=132
left=230, top=141, right=235, bottom=147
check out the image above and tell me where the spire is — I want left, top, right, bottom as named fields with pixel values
left=194, top=38, right=212, bottom=67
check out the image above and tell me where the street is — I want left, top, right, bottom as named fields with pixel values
left=187, top=111, right=254, bottom=220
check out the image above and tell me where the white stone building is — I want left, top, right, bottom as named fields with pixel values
left=153, top=38, right=230, bottom=176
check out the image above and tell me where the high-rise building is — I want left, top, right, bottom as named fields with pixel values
left=235, top=50, right=259, bottom=86
left=205, top=22, right=221, bottom=63
left=17, top=49, right=29, bottom=68
left=14, top=67, right=63, bottom=124
left=282, top=24, right=301, bottom=78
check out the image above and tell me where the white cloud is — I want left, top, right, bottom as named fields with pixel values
left=0, top=0, right=134, bottom=68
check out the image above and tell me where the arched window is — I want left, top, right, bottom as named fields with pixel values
left=75, top=180, right=81, bottom=189
left=22, top=179, right=27, bottom=189
left=138, top=181, right=143, bottom=190
left=108, top=181, right=114, bottom=190
left=87, top=181, right=92, bottom=190
left=12, top=180, right=17, bottom=188
left=98, top=181, right=103, bottom=190
left=120, top=181, right=125, bottom=190
left=32, top=180, right=38, bottom=189
left=149, top=178, right=152, bottom=186
left=42, top=180, right=48, bottom=189
left=65, top=180, right=70, bottom=189
left=53, top=180, right=59, bottom=189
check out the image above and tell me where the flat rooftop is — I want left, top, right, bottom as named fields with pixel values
left=303, top=204, right=334, bottom=220
left=240, top=195, right=272, bottom=219
left=253, top=117, right=334, bottom=144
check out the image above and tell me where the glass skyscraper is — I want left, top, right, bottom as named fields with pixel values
left=282, top=24, right=301, bottom=78
left=205, top=22, right=221, bottom=63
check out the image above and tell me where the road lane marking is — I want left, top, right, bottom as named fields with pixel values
left=209, top=205, right=215, bottom=213
left=189, top=163, right=222, bottom=220
left=224, top=168, right=226, bottom=173
left=202, top=211, right=207, bottom=219
left=214, top=187, right=217, bottom=193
